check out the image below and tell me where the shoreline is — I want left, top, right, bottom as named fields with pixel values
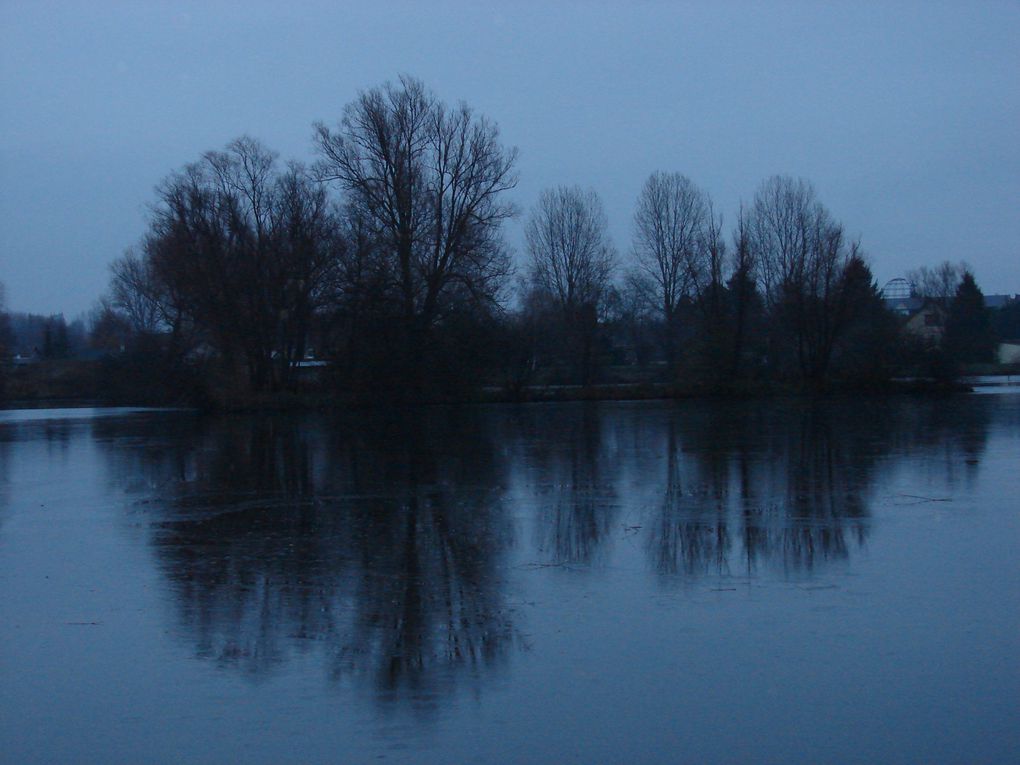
left=1, top=377, right=985, bottom=413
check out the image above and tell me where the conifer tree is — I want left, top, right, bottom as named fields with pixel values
left=943, top=272, right=997, bottom=364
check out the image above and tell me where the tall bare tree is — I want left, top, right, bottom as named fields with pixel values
left=632, top=172, right=724, bottom=367
left=526, top=186, right=616, bottom=384
left=748, top=176, right=818, bottom=308
left=632, top=174, right=708, bottom=318
left=314, top=76, right=518, bottom=378
left=747, top=176, right=870, bottom=385
left=694, top=198, right=727, bottom=312
left=269, top=163, right=342, bottom=387
left=727, top=205, right=760, bottom=377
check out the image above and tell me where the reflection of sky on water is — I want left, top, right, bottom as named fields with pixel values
left=0, top=406, right=170, bottom=425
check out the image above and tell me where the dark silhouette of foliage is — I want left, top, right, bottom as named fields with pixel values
left=144, top=138, right=340, bottom=393
left=0, top=282, right=12, bottom=360
left=989, top=299, right=1020, bottom=342
left=943, top=272, right=997, bottom=364
left=56, top=80, right=1002, bottom=405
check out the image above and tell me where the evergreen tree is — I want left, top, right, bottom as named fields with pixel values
left=943, top=272, right=997, bottom=364
left=830, top=257, right=899, bottom=384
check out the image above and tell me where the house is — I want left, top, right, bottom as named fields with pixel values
left=902, top=302, right=947, bottom=341
left=880, top=278, right=946, bottom=341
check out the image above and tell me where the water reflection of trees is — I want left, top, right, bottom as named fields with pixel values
left=645, top=397, right=992, bottom=578
left=508, top=404, right=619, bottom=565
left=741, top=402, right=871, bottom=573
left=0, top=434, right=8, bottom=530
left=88, top=395, right=998, bottom=696
left=650, top=421, right=731, bottom=576
left=96, top=411, right=514, bottom=707
left=331, top=413, right=513, bottom=698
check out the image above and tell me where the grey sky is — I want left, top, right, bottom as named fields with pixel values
left=2, top=0, right=1018, bottom=317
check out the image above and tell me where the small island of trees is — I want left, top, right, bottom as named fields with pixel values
left=1, top=76, right=1014, bottom=407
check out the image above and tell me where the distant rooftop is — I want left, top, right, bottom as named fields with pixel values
left=881, top=276, right=1016, bottom=313
left=985, top=294, right=1018, bottom=309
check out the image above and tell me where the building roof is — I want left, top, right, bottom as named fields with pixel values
left=985, top=294, right=1018, bottom=309
left=883, top=295, right=925, bottom=315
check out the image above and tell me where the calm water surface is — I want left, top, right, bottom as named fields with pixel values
left=1, top=396, right=1017, bottom=764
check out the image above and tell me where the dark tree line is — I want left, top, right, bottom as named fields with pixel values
left=94, top=77, right=518, bottom=402
left=83, top=76, right=1004, bottom=404
left=513, top=174, right=904, bottom=391
left=0, top=310, right=85, bottom=360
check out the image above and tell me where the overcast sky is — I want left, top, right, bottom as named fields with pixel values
left=1, top=0, right=1018, bottom=317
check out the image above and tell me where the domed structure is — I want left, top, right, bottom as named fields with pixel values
left=881, top=277, right=913, bottom=300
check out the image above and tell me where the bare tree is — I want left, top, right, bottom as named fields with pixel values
left=747, top=176, right=870, bottom=385
left=109, top=247, right=171, bottom=334
left=907, top=260, right=968, bottom=306
left=526, top=186, right=616, bottom=384
left=632, top=172, right=728, bottom=368
left=527, top=186, right=615, bottom=310
left=727, top=205, right=760, bottom=376
left=269, top=163, right=342, bottom=387
left=314, top=76, right=518, bottom=380
left=748, top=176, right=818, bottom=308
left=139, top=137, right=342, bottom=392
left=695, top=198, right=728, bottom=316
left=632, top=173, right=708, bottom=319
left=698, top=198, right=727, bottom=298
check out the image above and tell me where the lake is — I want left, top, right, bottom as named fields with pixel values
left=1, top=395, right=1017, bottom=764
